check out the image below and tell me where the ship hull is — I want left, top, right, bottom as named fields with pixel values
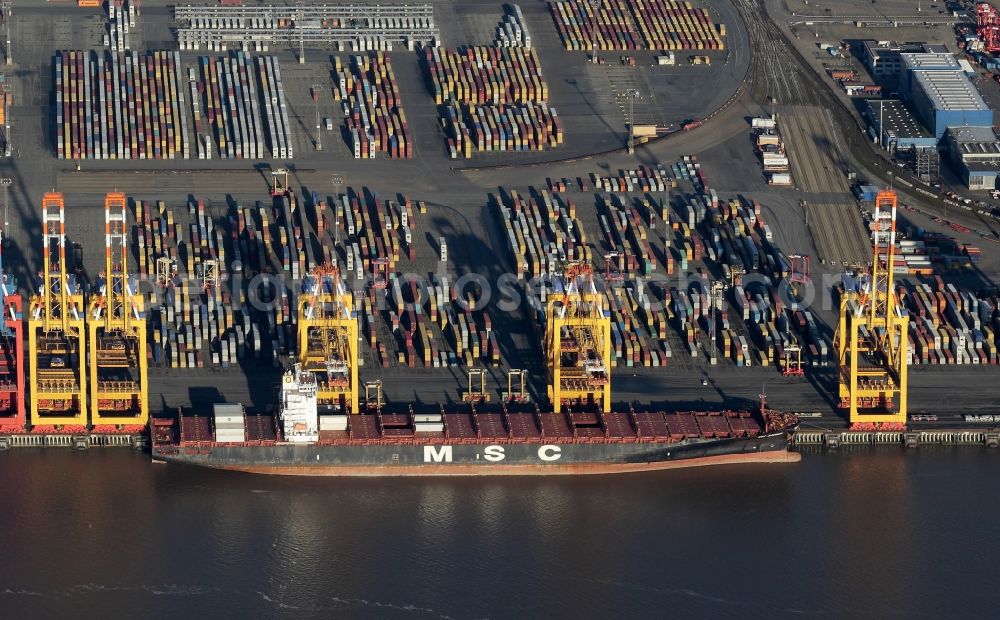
left=152, top=431, right=799, bottom=476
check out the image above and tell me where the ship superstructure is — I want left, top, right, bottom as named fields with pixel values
left=279, top=364, right=321, bottom=443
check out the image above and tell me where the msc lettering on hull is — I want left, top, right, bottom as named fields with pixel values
left=422, top=445, right=563, bottom=464
left=424, top=445, right=453, bottom=463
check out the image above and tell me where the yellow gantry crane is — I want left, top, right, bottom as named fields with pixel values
left=87, top=192, right=148, bottom=431
left=28, top=192, right=87, bottom=429
left=834, top=189, right=909, bottom=426
left=297, top=265, right=358, bottom=413
left=546, top=262, right=612, bottom=413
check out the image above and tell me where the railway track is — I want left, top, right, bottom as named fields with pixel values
left=736, top=0, right=1000, bottom=239
left=781, top=105, right=850, bottom=194
left=734, top=0, right=817, bottom=107
left=807, top=202, right=871, bottom=266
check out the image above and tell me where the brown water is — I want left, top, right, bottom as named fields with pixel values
left=0, top=448, right=996, bottom=619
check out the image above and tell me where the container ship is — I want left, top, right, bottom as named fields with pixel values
left=150, top=364, right=799, bottom=476
left=151, top=259, right=798, bottom=476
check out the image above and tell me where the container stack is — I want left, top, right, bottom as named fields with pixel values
left=457, top=103, right=562, bottom=155
left=213, top=405, right=246, bottom=443
left=325, top=189, right=414, bottom=282
left=591, top=166, right=674, bottom=192
left=490, top=162, right=840, bottom=369
left=233, top=196, right=303, bottom=360
left=131, top=187, right=498, bottom=372
left=596, top=193, right=659, bottom=277
left=871, top=228, right=974, bottom=278
left=198, top=53, right=292, bottom=159
left=423, top=46, right=563, bottom=158
left=891, top=239, right=934, bottom=276
left=597, top=194, right=677, bottom=366
left=426, top=46, right=548, bottom=106
left=668, top=155, right=709, bottom=192
left=548, top=0, right=725, bottom=52
left=375, top=272, right=501, bottom=369
left=493, top=187, right=682, bottom=367
left=494, top=188, right=590, bottom=281
left=241, top=186, right=434, bottom=369
left=333, top=52, right=412, bottom=159
left=188, top=66, right=212, bottom=160
left=330, top=189, right=408, bottom=366
left=133, top=199, right=250, bottom=370
left=898, top=277, right=1000, bottom=366
left=320, top=188, right=497, bottom=369
left=256, top=55, right=293, bottom=159
left=54, top=50, right=190, bottom=160
left=495, top=4, right=531, bottom=49
left=672, top=191, right=830, bottom=367
left=107, top=1, right=131, bottom=52
left=889, top=232, right=984, bottom=276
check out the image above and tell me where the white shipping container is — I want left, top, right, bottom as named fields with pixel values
left=413, top=413, right=443, bottom=423
left=319, top=415, right=349, bottom=431
left=415, top=422, right=445, bottom=433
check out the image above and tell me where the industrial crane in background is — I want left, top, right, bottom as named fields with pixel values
left=546, top=261, right=612, bottom=413
left=87, top=192, right=148, bottom=432
left=977, top=2, right=1000, bottom=54
left=296, top=265, right=359, bottom=414
left=834, top=189, right=908, bottom=428
left=28, top=192, right=87, bottom=430
left=781, top=254, right=810, bottom=377
left=0, top=217, right=24, bottom=432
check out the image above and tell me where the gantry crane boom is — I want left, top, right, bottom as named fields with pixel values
left=546, top=262, right=612, bottom=413
left=834, top=189, right=908, bottom=426
left=296, top=265, right=358, bottom=413
left=88, top=191, right=148, bottom=431
left=43, top=196, right=69, bottom=332
left=28, top=192, right=87, bottom=428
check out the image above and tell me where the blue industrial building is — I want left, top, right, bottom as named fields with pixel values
left=909, top=70, right=993, bottom=139
left=864, top=46, right=996, bottom=187
left=944, top=126, right=1000, bottom=190
left=861, top=42, right=949, bottom=80
left=898, top=52, right=962, bottom=98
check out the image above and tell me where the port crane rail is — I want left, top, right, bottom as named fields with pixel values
left=546, top=262, right=612, bottom=413
left=297, top=265, right=359, bottom=413
left=88, top=192, right=148, bottom=431
left=28, top=192, right=87, bottom=429
left=834, top=189, right=908, bottom=427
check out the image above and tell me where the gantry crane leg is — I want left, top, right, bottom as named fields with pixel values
left=834, top=189, right=908, bottom=427
left=296, top=266, right=358, bottom=414
left=88, top=192, right=148, bottom=432
left=546, top=262, right=612, bottom=414
left=28, top=192, right=87, bottom=429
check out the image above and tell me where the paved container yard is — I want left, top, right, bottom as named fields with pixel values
left=0, top=0, right=996, bottom=424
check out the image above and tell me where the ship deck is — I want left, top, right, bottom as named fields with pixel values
left=152, top=409, right=797, bottom=448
